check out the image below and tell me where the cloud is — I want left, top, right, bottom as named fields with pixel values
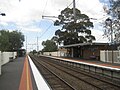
left=19, top=24, right=42, bottom=32
left=0, top=0, right=109, bottom=51
left=76, top=0, right=106, bottom=19
left=0, top=0, right=106, bottom=24
left=0, top=22, right=8, bottom=26
left=13, top=2, right=106, bottom=29
left=22, top=27, right=42, bottom=32
left=0, top=0, right=42, bottom=22
left=92, top=29, right=109, bottom=43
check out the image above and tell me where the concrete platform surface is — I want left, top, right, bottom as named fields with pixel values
left=0, top=57, right=37, bottom=90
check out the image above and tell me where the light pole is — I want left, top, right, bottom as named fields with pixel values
left=26, top=36, right=27, bottom=54
left=37, top=36, right=39, bottom=52
left=105, top=18, right=114, bottom=63
left=105, top=18, right=113, bottom=44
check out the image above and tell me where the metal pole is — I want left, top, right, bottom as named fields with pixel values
left=110, top=22, right=113, bottom=44
left=73, top=0, right=76, bottom=21
left=105, top=18, right=114, bottom=63
left=26, top=36, right=27, bottom=54
left=110, top=21, right=114, bottom=63
left=37, top=37, right=39, bottom=52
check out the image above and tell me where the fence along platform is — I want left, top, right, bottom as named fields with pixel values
left=100, top=50, right=120, bottom=64
left=0, top=51, right=17, bottom=75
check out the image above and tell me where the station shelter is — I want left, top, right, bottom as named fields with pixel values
left=59, top=42, right=117, bottom=60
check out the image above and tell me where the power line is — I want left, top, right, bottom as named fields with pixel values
left=67, top=1, right=73, bottom=8
left=42, top=0, right=48, bottom=16
left=39, top=23, right=53, bottom=38
left=37, top=23, right=53, bottom=51
left=67, top=0, right=79, bottom=8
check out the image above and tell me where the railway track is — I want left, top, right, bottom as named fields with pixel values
left=47, top=56, right=120, bottom=87
left=30, top=55, right=120, bottom=90
left=30, top=56, right=75, bottom=90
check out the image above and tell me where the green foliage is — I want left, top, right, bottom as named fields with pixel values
left=32, top=50, right=37, bottom=55
left=53, top=7, right=95, bottom=45
left=109, top=0, right=120, bottom=19
left=42, top=40, right=58, bottom=52
left=9, top=31, right=25, bottom=51
left=0, top=30, right=10, bottom=51
left=0, top=30, right=25, bottom=52
left=104, top=0, right=120, bottom=43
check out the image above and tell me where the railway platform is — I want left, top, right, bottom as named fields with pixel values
left=0, top=55, right=120, bottom=90
left=0, top=56, right=51, bottom=90
left=45, top=55, right=120, bottom=69
left=43, top=55, right=120, bottom=79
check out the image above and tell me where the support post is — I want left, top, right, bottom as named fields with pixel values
left=73, top=0, right=76, bottom=21
left=37, top=37, right=39, bottom=52
left=26, top=36, right=27, bottom=54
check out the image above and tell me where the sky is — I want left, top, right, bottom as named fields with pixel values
left=0, top=0, right=110, bottom=52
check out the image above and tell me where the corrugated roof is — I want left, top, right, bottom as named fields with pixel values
left=60, top=42, right=109, bottom=48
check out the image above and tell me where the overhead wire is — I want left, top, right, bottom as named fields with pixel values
left=39, top=0, right=48, bottom=28
left=40, top=0, right=107, bottom=39
left=67, top=1, right=73, bottom=8
left=66, top=0, right=79, bottom=8
left=39, top=23, right=53, bottom=39
left=70, top=0, right=109, bottom=42
left=42, top=0, right=48, bottom=16
left=75, top=0, right=109, bottom=41
left=38, top=0, right=49, bottom=38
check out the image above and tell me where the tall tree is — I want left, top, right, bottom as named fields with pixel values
left=9, top=31, right=25, bottom=51
left=53, top=7, right=95, bottom=45
left=108, top=0, right=120, bottom=19
left=42, top=40, right=57, bottom=52
left=0, top=30, right=10, bottom=51
left=0, top=30, right=25, bottom=52
left=103, top=0, right=120, bottom=44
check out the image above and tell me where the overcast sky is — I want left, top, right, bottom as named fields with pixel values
left=0, top=0, right=110, bottom=52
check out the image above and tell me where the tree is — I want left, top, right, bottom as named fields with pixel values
left=108, top=0, right=120, bottom=19
left=103, top=0, right=120, bottom=44
left=53, top=7, right=95, bottom=45
left=0, top=30, right=25, bottom=52
left=9, top=31, right=25, bottom=51
left=42, top=40, right=58, bottom=52
left=0, top=30, right=10, bottom=51
left=51, top=36, right=59, bottom=47
left=32, top=50, right=37, bottom=55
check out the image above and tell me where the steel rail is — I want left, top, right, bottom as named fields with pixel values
left=30, top=56, right=76, bottom=90
left=39, top=56, right=120, bottom=90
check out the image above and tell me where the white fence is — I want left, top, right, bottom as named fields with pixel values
left=43, top=51, right=67, bottom=57
left=0, top=51, right=17, bottom=75
left=100, top=50, right=120, bottom=64
left=42, top=50, right=120, bottom=64
left=43, top=51, right=60, bottom=57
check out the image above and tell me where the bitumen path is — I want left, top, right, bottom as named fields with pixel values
left=0, top=56, right=38, bottom=90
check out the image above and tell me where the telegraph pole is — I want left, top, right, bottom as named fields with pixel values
left=73, top=0, right=76, bottom=21
left=26, top=36, right=27, bottom=54
left=42, top=0, right=76, bottom=21
left=37, top=37, right=39, bottom=52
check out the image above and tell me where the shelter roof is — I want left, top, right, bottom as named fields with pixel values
left=60, top=42, right=109, bottom=48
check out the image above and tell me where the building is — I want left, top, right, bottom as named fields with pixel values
left=59, top=42, right=117, bottom=60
